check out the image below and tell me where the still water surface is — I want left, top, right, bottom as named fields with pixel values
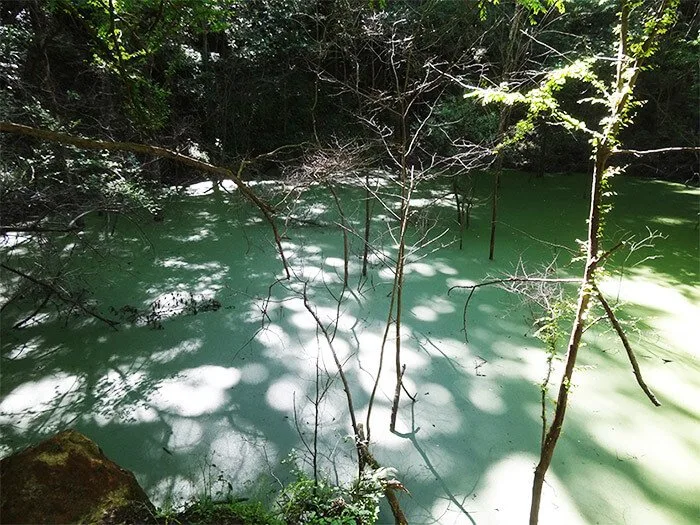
left=1, top=173, right=698, bottom=524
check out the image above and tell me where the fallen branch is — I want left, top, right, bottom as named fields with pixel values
left=1, top=263, right=120, bottom=329
left=594, top=285, right=661, bottom=406
left=611, top=146, right=700, bottom=157
left=449, top=277, right=579, bottom=343
left=0, top=121, right=291, bottom=278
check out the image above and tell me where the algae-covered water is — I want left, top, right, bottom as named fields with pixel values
left=1, top=172, right=698, bottom=524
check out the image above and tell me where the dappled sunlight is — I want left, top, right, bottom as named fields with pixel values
left=183, top=179, right=239, bottom=196
left=567, top=349, right=700, bottom=500
left=148, top=366, right=241, bottom=417
left=434, top=261, right=460, bottom=275
left=412, top=296, right=457, bottom=323
left=167, top=418, right=204, bottom=452
left=93, top=369, right=148, bottom=423
left=1, top=174, right=697, bottom=524
left=404, top=261, right=437, bottom=277
left=650, top=215, right=691, bottom=227
left=599, top=274, right=699, bottom=356
left=150, top=338, right=203, bottom=364
left=171, top=228, right=215, bottom=243
left=567, top=461, right=693, bottom=525
left=588, top=415, right=699, bottom=492
left=112, top=404, right=160, bottom=425
left=151, top=475, right=198, bottom=508
left=159, top=258, right=221, bottom=271
left=208, top=426, right=276, bottom=485
left=408, top=383, right=464, bottom=435
left=151, top=276, right=227, bottom=298
left=265, top=376, right=308, bottom=412
left=0, top=372, right=84, bottom=432
left=475, top=454, right=587, bottom=525
left=466, top=383, right=506, bottom=415
left=288, top=309, right=323, bottom=331
left=412, top=305, right=439, bottom=321
left=4, top=336, right=47, bottom=360
left=239, top=362, right=269, bottom=385
left=255, top=323, right=292, bottom=354
left=314, top=336, right=354, bottom=369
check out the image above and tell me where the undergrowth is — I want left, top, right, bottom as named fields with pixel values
left=155, top=457, right=389, bottom=525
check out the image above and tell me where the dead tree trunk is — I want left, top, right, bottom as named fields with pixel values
left=489, top=3, right=525, bottom=261
left=529, top=144, right=608, bottom=522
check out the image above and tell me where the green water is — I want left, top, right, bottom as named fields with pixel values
left=1, top=172, right=698, bottom=524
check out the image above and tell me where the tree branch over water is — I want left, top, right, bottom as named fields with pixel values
left=611, top=146, right=700, bottom=157
left=448, top=277, right=579, bottom=343
left=594, top=285, right=661, bottom=407
left=0, top=262, right=120, bottom=329
left=0, top=121, right=291, bottom=279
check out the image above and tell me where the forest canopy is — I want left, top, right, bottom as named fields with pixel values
left=0, top=2, right=698, bottom=524
left=1, top=0, right=697, bottom=235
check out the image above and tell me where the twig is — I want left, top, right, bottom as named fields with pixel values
left=1, top=263, right=120, bottom=329
left=450, top=276, right=578, bottom=342
left=499, top=222, right=577, bottom=255
left=596, top=240, right=624, bottom=263
left=302, top=283, right=362, bottom=471
left=448, top=276, right=578, bottom=296
left=0, top=121, right=291, bottom=279
left=611, top=146, right=700, bottom=157
left=13, top=292, right=53, bottom=329
left=594, top=285, right=661, bottom=407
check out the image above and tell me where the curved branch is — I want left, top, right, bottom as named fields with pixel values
left=448, top=276, right=578, bottom=296
left=0, top=121, right=291, bottom=278
left=449, top=276, right=579, bottom=344
left=594, top=285, right=661, bottom=407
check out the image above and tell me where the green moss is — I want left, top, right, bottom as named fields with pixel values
left=35, top=431, right=102, bottom=467
left=82, top=486, right=132, bottom=524
left=35, top=451, right=69, bottom=466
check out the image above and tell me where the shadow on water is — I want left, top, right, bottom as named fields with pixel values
left=1, top=172, right=698, bottom=523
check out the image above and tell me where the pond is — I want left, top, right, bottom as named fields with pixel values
left=1, top=171, right=698, bottom=524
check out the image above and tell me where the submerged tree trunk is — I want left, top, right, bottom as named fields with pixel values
left=362, top=172, right=373, bottom=277
left=529, top=145, right=608, bottom=523
left=529, top=2, right=677, bottom=522
left=489, top=3, right=525, bottom=261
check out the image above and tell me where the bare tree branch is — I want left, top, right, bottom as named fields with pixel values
left=0, top=121, right=291, bottom=278
left=448, top=276, right=579, bottom=296
left=611, top=146, right=700, bottom=157
left=450, top=276, right=578, bottom=344
left=594, top=285, right=661, bottom=407
left=1, top=263, right=120, bottom=329
left=301, top=282, right=362, bottom=469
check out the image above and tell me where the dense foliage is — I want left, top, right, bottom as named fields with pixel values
left=0, top=2, right=696, bottom=523
left=1, top=2, right=696, bottom=231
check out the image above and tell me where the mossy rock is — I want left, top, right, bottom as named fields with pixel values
left=0, top=430, right=155, bottom=524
